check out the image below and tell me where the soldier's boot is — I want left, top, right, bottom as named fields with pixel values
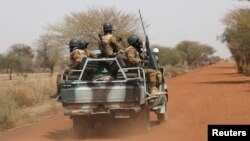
left=150, top=86, right=164, bottom=95
left=156, top=71, right=163, bottom=84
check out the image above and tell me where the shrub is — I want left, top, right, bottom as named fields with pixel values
left=0, top=94, right=18, bottom=131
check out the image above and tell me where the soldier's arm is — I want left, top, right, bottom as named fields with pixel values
left=110, top=36, right=121, bottom=52
left=69, top=50, right=82, bottom=69
left=127, top=50, right=141, bottom=65
left=89, top=51, right=97, bottom=58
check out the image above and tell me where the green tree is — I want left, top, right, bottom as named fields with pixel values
left=8, top=44, right=34, bottom=74
left=0, top=54, right=6, bottom=72
left=176, top=41, right=215, bottom=67
left=155, top=46, right=183, bottom=66
left=220, top=8, right=250, bottom=74
left=3, top=44, right=34, bottom=80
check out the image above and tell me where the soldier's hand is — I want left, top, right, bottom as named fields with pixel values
left=141, top=60, right=150, bottom=64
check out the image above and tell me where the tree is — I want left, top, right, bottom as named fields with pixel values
left=176, top=41, right=201, bottom=66
left=47, top=7, right=144, bottom=49
left=176, top=41, right=215, bottom=67
left=35, top=34, right=64, bottom=74
left=220, top=8, right=250, bottom=74
left=0, top=54, right=6, bottom=72
left=199, top=44, right=216, bottom=65
left=154, top=45, right=183, bottom=66
left=209, top=56, right=221, bottom=64
left=4, top=44, right=34, bottom=79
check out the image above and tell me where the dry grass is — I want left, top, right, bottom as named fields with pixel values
left=165, top=65, right=189, bottom=78
left=0, top=73, right=61, bottom=132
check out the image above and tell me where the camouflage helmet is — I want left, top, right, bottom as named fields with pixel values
left=103, top=21, right=113, bottom=32
left=69, top=38, right=80, bottom=48
left=78, top=39, right=89, bottom=50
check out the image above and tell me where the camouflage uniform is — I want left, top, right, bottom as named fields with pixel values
left=55, top=48, right=96, bottom=98
left=69, top=48, right=96, bottom=68
left=125, top=46, right=162, bottom=94
left=70, top=49, right=85, bottom=68
left=60, top=48, right=96, bottom=76
left=99, top=33, right=121, bottom=57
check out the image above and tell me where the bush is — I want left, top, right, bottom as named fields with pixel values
left=0, top=95, right=18, bottom=131
left=6, top=86, right=37, bottom=107
left=0, top=74, right=57, bottom=131
left=165, top=65, right=181, bottom=78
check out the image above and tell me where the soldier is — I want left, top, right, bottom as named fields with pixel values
left=51, top=38, right=95, bottom=99
left=97, top=22, right=124, bottom=79
left=77, top=39, right=97, bottom=64
left=99, top=21, right=121, bottom=57
left=125, top=35, right=163, bottom=95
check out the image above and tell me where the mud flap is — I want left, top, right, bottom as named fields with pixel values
left=149, top=95, right=167, bottom=124
left=131, top=103, right=150, bottom=133
left=149, top=95, right=167, bottom=113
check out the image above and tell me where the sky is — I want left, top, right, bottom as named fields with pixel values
left=0, top=0, right=250, bottom=58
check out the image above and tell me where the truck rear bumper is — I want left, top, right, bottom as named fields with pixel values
left=63, top=106, right=141, bottom=117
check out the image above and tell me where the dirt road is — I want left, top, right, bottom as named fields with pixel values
left=0, top=61, right=249, bottom=141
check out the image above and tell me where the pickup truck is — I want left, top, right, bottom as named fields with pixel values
left=57, top=50, right=168, bottom=136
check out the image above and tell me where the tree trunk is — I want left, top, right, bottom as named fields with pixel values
left=50, top=66, right=54, bottom=75
left=9, top=67, right=12, bottom=80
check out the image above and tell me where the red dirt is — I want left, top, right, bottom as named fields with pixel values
left=0, top=61, right=250, bottom=141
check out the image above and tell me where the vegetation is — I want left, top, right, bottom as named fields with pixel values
left=47, top=6, right=143, bottom=49
left=35, top=34, right=65, bottom=74
left=153, top=41, right=219, bottom=77
left=0, top=6, right=220, bottom=77
left=0, top=74, right=60, bottom=131
left=0, top=44, right=34, bottom=80
left=220, top=8, right=250, bottom=75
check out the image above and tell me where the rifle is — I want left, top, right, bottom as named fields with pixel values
left=138, top=10, right=159, bottom=70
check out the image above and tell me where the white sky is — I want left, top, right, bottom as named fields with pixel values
left=0, top=0, right=250, bottom=58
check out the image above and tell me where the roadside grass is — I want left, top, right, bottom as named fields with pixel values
left=165, top=64, right=189, bottom=78
left=0, top=73, right=61, bottom=132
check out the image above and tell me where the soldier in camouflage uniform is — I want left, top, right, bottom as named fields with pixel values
left=97, top=22, right=124, bottom=79
left=51, top=38, right=95, bottom=99
left=125, top=35, right=163, bottom=95
left=99, top=21, right=121, bottom=58
left=70, top=39, right=96, bottom=69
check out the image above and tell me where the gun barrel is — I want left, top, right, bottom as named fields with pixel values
left=139, top=10, right=147, bottom=36
left=139, top=10, right=159, bottom=70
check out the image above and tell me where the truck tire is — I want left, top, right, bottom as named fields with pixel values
left=157, top=113, right=166, bottom=124
left=133, top=104, right=150, bottom=133
left=72, top=116, right=90, bottom=138
left=157, top=95, right=167, bottom=124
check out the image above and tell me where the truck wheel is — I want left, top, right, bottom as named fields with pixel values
left=157, top=95, right=167, bottom=124
left=157, top=113, right=166, bottom=124
left=134, top=104, right=150, bottom=133
left=72, top=116, right=90, bottom=138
